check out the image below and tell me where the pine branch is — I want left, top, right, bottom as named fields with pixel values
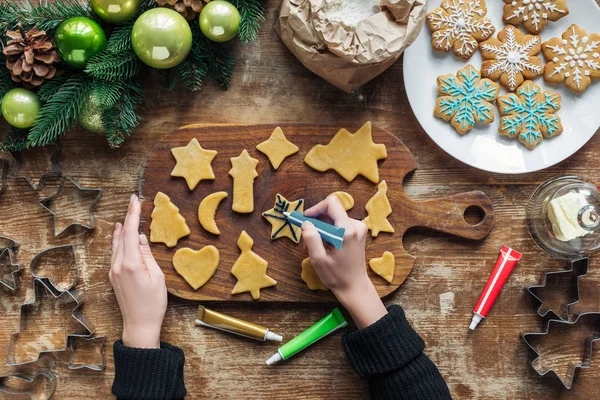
left=104, top=20, right=136, bottom=54
left=85, top=50, right=141, bottom=81
left=37, top=74, right=69, bottom=102
left=194, top=27, right=234, bottom=88
left=27, top=73, right=92, bottom=147
left=0, top=128, right=29, bottom=152
left=0, top=0, right=93, bottom=32
left=91, top=79, right=125, bottom=108
left=233, top=0, right=265, bottom=43
left=157, top=69, right=178, bottom=90
left=0, top=67, right=14, bottom=104
left=176, top=60, right=207, bottom=91
left=104, top=79, right=143, bottom=148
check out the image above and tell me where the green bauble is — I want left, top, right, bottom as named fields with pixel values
left=56, top=17, right=107, bottom=68
left=91, top=0, right=141, bottom=24
left=78, top=97, right=106, bottom=134
left=1, top=88, right=41, bottom=129
left=199, top=1, right=240, bottom=43
left=132, top=8, right=192, bottom=69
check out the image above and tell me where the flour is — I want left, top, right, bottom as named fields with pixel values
left=323, top=0, right=381, bottom=28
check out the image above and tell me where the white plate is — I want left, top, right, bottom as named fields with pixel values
left=403, top=0, right=600, bottom=174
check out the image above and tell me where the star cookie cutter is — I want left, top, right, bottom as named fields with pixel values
left=526, top=258, right=589, bottom=321
left=6, top=278, right=93, bottom=367
left=0, top=370, right=56, bottom=400
left=0, top=247, right=22, bottom=291
left=29, top=245, right=78, bottom=293
left=0, top=157, right=8, bottom=195
left=39, top=174, right=102, bottom=236
left=68, top=336, right=106, bottom=371
left=522, top=312, right=600, bottom=389
left=10, top=144, right=62, bottom=190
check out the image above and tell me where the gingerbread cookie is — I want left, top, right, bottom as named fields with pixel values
left=480, top=25, right=543, bottom=92
left=502, top=0, right=568, bottom=35
left=231, top=230, right=277, bottom=300
left=369, top=252, right=395, bottom=283
left=304, top=122, right=387, bottom=184
left=229, top=150, right=259, bottom=214
left=256, top=127, right=299, bottom=170
left=150, top=192, right=190, bottom=248
left=301, top=258, right=329, bottom=291
left=173, top=246, right=220, bottom=290
left=497, top=80, right=562, bottom=150
left=198, top=191, right=228, bottom=235
left=542, top=24, right=600, bottom=94
left=435, top=64, right=500, bottom=134
left=426, top=0, right=495, bottom=60
left=363, top=181, right=394, bottom=237
left=262, top=194, right=304, bottom=243
left=171, top=138, right=217, bottom=191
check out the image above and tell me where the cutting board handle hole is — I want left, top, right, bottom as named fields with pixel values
left=464, top=205, right=485, bottom=226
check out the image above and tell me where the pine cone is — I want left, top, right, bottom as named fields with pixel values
left=156, top=0, right=210, bottom=21
left=3, top=25, right=61, bottom=88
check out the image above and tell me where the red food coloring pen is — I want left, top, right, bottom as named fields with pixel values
left=470, top=246, right=522, bottom=330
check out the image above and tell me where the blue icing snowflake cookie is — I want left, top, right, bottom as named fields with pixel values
left=434, top=64, right=500, bottom=134
left=497, top=80, right=563, bottom=150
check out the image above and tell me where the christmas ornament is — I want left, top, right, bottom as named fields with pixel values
left=3, top=25, right=60, bottom=88
left=132, top=8, right=192, bottom=69
left=77, top=96, right=106, bottom=134
left=199, top=0, right=240, bottom=42
left=1, top=88, right=42, bottom=129
left=155, top=0, right=209, bottom=21
left=91, top=0, right=141, bottom=24
left=55, top=17, right=107, bottom=68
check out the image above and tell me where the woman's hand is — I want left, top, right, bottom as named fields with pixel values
left=110, top=194, right=167, bottom=349
left=302, top=196, right=387, bottom=329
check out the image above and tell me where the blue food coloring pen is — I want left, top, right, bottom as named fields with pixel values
left=283, top=211, right=345, bottom=250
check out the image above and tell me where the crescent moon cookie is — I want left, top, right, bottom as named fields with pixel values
left=426, top=0, right=495, bottom=60
left=502, top=0, right=568, bottom=35
left=480, top=25, right=543, bottom=92
left=150, top=192, right=190, bottom=248
left=198, top=191, right=228, bottom=235
left=434, top=64, right=500, bottom=134
left=497, top=80, right=563, bottom=150
left=170, top=138, right=217, bottom=191
left=542, top=24, right=600, bottom=94
left=231, top=230, right=277, bottom=300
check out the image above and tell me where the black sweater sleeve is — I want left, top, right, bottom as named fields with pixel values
left=112, top=340, right=187, bottom=400
left=342, top=305, right=452, bottom=400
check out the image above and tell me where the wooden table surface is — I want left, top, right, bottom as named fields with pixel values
left=1, top=1, right=599, bottom=398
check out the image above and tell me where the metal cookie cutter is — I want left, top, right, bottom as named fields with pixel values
left=39, top=174, right=102, bottom=236
left=526, top=258, right=589, bottom=321
left=0, top=157, right=8, bottom=196
left=522, top=312, right=600, bottom=389
left=7, top=278, right=93, bottom=366
left=0, top=370, right=56, bottom=400
left=68, top=336, right=106, bottom=371
left=30, top=245, right=78, bottom=293
left=10, top=144, right=62, bottom=190
left=0, top=248, right=21, bottom=291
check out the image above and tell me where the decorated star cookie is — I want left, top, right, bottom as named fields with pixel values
left=330, top=191, right=354, bottom=211
left=435, top=64, right=500, bottom=134
left=304, top=122, right=387, bottom=184
left=497, top=80, right=563, bottom=150
left=363, top=181, right=394, bottom=237
left=301, top=258, right=329, bottom=291
left=171, top=138, right=217, bottom=191
left=262, top=194, right=304, bottom=243
left=231, top=230, right=277, bottom=300
left=198, top=191, right=228, bottom=235
left=369, top=252, right=395, bottom=283
left=173, top=246, right=220, bottom=290
left=502, top=0, right=568, bottom=35
left=542, top=24, right=600, bottom=94
left=150, top=192, right=190, bottom=248
left=426, top=0, right=495, bottom=60
left=256, top=127, right=299, bottom=170
left=480, top=25, right=543, bottom=92
left=229, top=150, right=259, bottom=214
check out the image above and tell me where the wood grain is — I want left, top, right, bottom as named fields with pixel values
left=140, top=124, right=495, bottom=301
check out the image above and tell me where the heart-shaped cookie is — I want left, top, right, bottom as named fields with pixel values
left=173, top=246, right=220, bottom=290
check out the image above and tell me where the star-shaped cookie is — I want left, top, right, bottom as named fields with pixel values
left=256, top=127, right=299, bottom=170
left=171, top=138, right=217, bottom=190
left=231, top=230, right=277, bottom=300
left=304, top=121, right=387, bottom=184
left=262, top=193, right=304, bottom=243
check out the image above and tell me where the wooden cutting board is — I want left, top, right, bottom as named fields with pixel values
left=140, top=124, right=495, bottom=302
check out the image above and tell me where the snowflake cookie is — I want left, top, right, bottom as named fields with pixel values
left=480, top=25, right=543, bottom=92
left=434, top=64, right=500, bottom=134
left=497, top=80, right=563, bottom=150
left=542, top=24, right=600, bottom=94
left=426, top=0, right=495, bottom=60
left=502, top=0, right=569, bottom=35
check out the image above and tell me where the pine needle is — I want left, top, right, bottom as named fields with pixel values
left=156, top=69, right=178, bottom=90
left=0, top=128, right=29, bottom=152
left=91, top=79, right=125, bottom=108
left=104, top=20, right=136, bottom=54
left=233, top=0, right=265, bottom=43
left=104, top=79, right=144, bottom=148
left=85, top=50, right=142, bottom=81
left=37, top=74, right=69, bottom=102
left=177, top=60, right=207, bottom=91
left=0, top=0, right=93, bottom=32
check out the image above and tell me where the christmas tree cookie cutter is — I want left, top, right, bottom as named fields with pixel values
left=68, top=335, right=106, bottom=371
left=0, top=370, right=56, bottom=400
left=522, top=312, right=600, bottom=389
left=29, top=245, right=79, bottom=293
left=0, top=247, right=22, bottom=291
left=526, top=258, right=589, bottom=321
left=39, top=174, right=102, bottom=236
left=6, top=278, right=93, bottom=367
left=10, top=144, right=61, bottom=190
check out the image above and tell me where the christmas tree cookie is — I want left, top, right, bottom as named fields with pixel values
left=497, top=80, right=563, bottom=150
left=256, top=127, right=299, bottom=170
left=301, top=258, right=329, bottom=291
left=434, top=64, right=500, bottom=134
left=173, top=246, right=220, bottom=290
left=229, top=150, right=259, bottom=213
left=502, top=0, right=568, bottom=35
left=231, top=230, right=277, bottom=300
left=170, top=138, right=217, bottom=190
left=369, top=252, right=395, bottom=283
left=426, top=0, right=495, bottom=60
left=363, top=181, right=395, bottom=237
left=150, top=192, right=190, bottom=248
left=262, top=194, right=304, bottom=243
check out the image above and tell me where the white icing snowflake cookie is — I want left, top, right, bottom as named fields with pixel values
left=542, top=24, right=600, bottom=94
left=480, top=25, right=543, bottom=92
left=502, top=0, right=569, bottom=35
left=426, top=0, right=495, bottom=60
